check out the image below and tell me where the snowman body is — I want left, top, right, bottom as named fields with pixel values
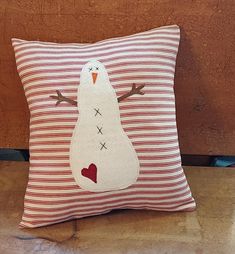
left=70, top=60, right=140, bottom=192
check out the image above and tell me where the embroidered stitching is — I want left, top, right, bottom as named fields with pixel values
left=100, top=142, right=107, bottom=150
left=96, top=126, right=103, bottom=135
left=94, top=108, right=102, bottom=116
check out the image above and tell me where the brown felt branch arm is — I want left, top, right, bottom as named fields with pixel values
left=50, top=90, right=77, bottom=106
left=117, top=83, right=145, bottom=103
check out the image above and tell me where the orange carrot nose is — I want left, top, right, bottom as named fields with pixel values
left=92, top=72, right=98, bottom=84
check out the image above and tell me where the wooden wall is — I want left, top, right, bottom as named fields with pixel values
left=0, top=0, right=234, bottom=155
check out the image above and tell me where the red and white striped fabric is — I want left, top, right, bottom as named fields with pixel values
left=12, top=24, right=196, bottom=228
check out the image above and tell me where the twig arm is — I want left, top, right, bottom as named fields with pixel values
left=50, top=90, right=77, bottom=106
left=117, top=83, right=145, bottom=103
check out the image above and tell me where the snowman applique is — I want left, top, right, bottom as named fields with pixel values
left=50, top=60, right=145, bottom=192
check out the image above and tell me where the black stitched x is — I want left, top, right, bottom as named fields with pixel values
left=94, top=108, right=102, bottom=116
left=96, top=126, right=103, bottom=134
left=100, top=142, right=107, bottom=150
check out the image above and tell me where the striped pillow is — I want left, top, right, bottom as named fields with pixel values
left=12, top=24, right=196, bottom=228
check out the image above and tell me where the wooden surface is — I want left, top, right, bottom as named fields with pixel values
left=0, top=161, right=234, bottom=254
left=0, top=0, right=234, bottom=155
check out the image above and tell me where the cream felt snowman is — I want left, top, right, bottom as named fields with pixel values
left=50, top=60, right=145, bottom=192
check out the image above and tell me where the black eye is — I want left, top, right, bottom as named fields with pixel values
left=96, top=67, right=99, bottom=70
left=89, top=67, right=93, bottom=72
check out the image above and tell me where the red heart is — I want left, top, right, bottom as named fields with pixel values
left=81, top=163, right=97, bottom=183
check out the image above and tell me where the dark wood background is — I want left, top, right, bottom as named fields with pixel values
left=0, top=0, right=234, bottom=155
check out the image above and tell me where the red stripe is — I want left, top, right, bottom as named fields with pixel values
left=119, top=104, right=175, bottom=110
left=121, top=118, right=176, bottom=125
left=121, top=111, right=175, bottom=117
left=30, top=117, right=77, bottom=125
left=124, top=126, right=176, bottom=132
left=28, top=177, right=75, bottom=183
left=110, top=75, right=174, bottom=83
left=137, top=173, right=184, bottom=181
left=30, top=162, right=70, bottom=167
left=114, top=83, right=174, bottom=89
left=132, top=139, right=178, bottom=145
left=128, top=132, right=177, bottom=138
left=29, top=140, right=71, bottom=146
left=138, top=154, right=180, bottom=160
left=140, top=160, right=181, bottom=167
left=29, top=170, right=71, bottom=175
left=27, top=184, right=79, bottom=190
left=135, top=147, right=179, bottom=153
left=30, top=132, right=72, bottom=139
left=30, top=148, right=70, bottom=153
left=31, top=110, right=78, bottom=118
left=30, top=156, right=69, bottom=160
left=117, top=90, right=174, bottom=96
left=30, top=125, right=74, bottom=132
left=29, top=103, right=73, bottom=111
left=140, top=168, right=183, bottom=174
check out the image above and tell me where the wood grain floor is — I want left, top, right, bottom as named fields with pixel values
left=0, top=161, right=234, bottom=254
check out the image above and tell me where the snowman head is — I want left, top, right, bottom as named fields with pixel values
left=80, top=60, right=109, bottom=87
